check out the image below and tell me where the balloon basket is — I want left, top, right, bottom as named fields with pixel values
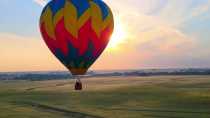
left=74, top=75, right=83, bottom=91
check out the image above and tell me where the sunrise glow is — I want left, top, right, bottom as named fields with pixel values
left=0, top=0, right=210, bottom=71
left=107, top=15, right=127, bottom=50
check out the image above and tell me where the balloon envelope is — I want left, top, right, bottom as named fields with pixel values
left=40, top=0, right=114, bottom=75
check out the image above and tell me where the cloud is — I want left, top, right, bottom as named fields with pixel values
left=33, top=0, right=47, bottom=6
left=93, top=4, right=210, bottom=69
left=191, top=0, right=210, bottom=17
left=136, top=26, right=196, bottom=67
left=94, top=23, right=204, bottom=69
left=0, top=33, right=64, bottom=72
left=1, top=0, right=210, bottom=71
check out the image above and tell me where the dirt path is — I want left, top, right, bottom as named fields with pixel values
left=12, top=101, right=104, bottom=118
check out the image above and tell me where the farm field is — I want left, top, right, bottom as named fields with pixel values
left=0, top=75, right=210, bottom=118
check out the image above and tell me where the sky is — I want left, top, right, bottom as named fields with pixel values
left=0, top=0, right=210, bottom=72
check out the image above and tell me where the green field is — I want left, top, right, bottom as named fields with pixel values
left=0, top=76, right=210, bottom=118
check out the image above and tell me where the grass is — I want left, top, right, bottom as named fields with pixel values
left=0, top=76, right=210, bottom=118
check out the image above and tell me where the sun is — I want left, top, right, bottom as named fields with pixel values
left=107, top=15, right=127, bottom=50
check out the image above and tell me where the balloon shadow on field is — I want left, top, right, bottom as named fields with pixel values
left=12, top=101, right=104, bottom=118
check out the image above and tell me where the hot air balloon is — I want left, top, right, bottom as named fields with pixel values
left=40, top=0, right=114, bottom=90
